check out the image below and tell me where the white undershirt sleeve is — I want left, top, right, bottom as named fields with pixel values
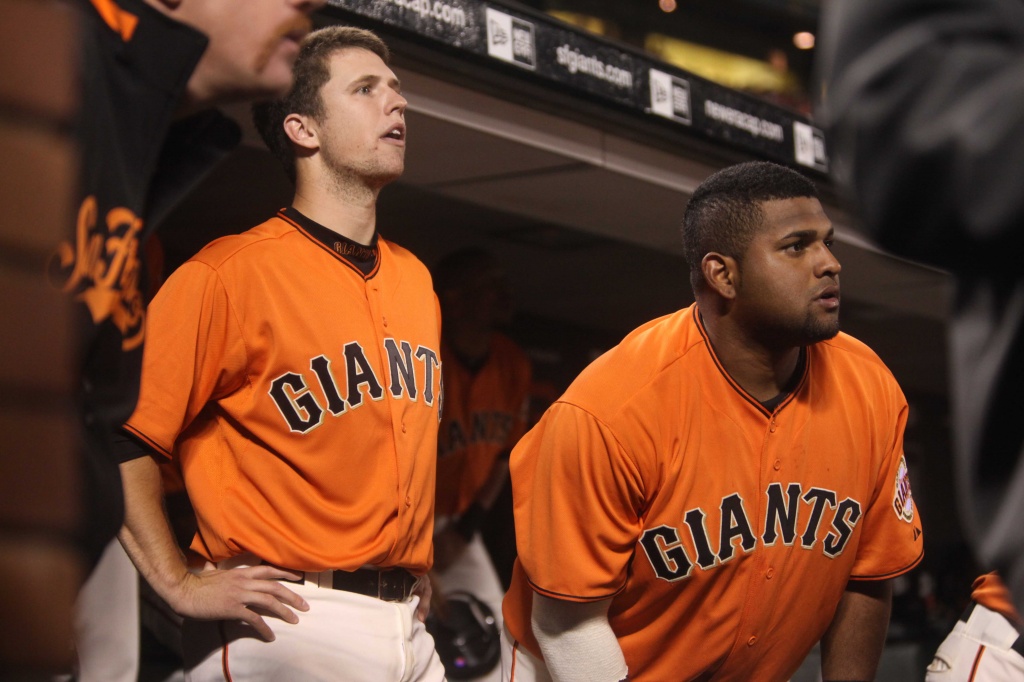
left=531, top=593, right=628, bottom=682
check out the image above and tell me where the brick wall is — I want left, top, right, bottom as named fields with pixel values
left=0, top=0, right=84, bottom=673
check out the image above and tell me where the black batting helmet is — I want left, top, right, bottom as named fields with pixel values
left=425, top=591, right=501, bottom=679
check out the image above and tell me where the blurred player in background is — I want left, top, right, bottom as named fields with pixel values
left=431, top=248, right=533, bottom=681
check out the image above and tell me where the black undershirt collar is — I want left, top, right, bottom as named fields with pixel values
left=760, top=346, right=807, bottom=412
left=283, top=206, right=379, bottom=275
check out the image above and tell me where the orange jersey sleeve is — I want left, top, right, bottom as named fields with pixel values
left=503, top=304, right=923, bottom=681
left=124, top=259, right=246, bottom=456
left=972, top=572, right=1021, bottom=625
left=125, top=214, right=442, bottom=573
left=435, top=333, right=532, bottom=518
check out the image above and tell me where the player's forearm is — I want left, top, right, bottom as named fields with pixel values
left=532, top=594, right=629, bottom=682
left=117, top=455, right=192, bottom=609
left=820, top=579, right=892, bottom=682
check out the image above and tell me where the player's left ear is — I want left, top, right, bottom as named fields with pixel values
left=702, top=252, right=737, bottom=300
left=283, top=113, right=320, bottom=152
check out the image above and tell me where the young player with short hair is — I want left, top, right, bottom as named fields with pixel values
left=118, top=26, right=446, bottom=681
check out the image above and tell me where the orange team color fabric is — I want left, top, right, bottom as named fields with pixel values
left=503, top=304, right=924, bottom=681
left=435, top=333, right=532, bottom=518
left=124, top=211, right=442, bottom=574
left=973, top=572, right=1022, bottom=626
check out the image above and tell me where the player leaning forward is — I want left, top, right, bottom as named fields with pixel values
left=501, top=162, right=924, bottom=682
left=117, top=26, right=447, bottom=681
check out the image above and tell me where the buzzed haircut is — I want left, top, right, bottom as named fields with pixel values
left=253, top=26, right=390, bottom=183
left=682, top=161, right=818, bottom=293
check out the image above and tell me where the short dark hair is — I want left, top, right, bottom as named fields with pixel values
left=252, top=26, right=390, bottom=183
left=682, top=161, right=818, bottom=293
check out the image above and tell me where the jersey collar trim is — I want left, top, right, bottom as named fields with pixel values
left=278, top=206, right=381, bottom=278
left=692, top=305, right=809, bottom=418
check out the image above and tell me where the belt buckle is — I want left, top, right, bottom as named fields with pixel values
left=378, top=569, right=413, bottom=602
left=378, top=569, right=398, bottom=601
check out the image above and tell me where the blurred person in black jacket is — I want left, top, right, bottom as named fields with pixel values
left=818, top=0, right=1024, bottom=618
left=56, top=1, right=322, bottom=679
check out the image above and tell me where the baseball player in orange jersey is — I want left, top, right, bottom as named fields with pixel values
left=431, top=249, right=533, bottom=680
left=501, top=161, right=924, bottom=682
left=116, top=27, right=447, bottom=680
left=927, top=572, right=1024, bottom=680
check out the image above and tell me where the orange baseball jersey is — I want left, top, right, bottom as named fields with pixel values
left=435, top=334, right=532, bottom=518
left=972, top=572, right=1021, bottom=626
left=503, top=304, right=923, bottom=681
left=125, top=208, right=442, bottom=574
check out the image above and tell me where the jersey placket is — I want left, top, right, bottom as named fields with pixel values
left=364, top=271, right=411, bottom=558
left=730, top=406, right=789, bottom=670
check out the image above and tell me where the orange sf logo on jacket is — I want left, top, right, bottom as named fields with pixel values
left=51, top=196, right=146, bottom=350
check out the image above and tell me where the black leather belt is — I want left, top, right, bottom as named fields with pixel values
left=277, top=566, right=417, bottom=602
left=267, top=559, right=420, bottom=602
left=329, top=567, right=420, bottom=602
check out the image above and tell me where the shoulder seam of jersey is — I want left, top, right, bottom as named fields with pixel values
left=170, top=260, right=254, bottom=399
left=189, top=225, right=290, bottom=271
left=547, top=398, right=645, bottom=494
left=574, top=310, right=699, bottom=421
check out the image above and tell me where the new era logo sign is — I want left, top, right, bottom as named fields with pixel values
left=486, top=8, right=536, bottom=70
left=648, top=69, right=692, bottom=125
left=793, top=121, right=828, bottom=171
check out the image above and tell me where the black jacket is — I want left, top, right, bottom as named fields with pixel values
left=64, top=0, right=238, bottom=566
left=819, top=0, right=1024, bottom=614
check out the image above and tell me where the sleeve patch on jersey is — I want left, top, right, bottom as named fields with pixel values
left=892, top=455, right=915, bottom=523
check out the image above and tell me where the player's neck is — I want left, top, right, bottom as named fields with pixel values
left=290, top=181, right=379, bottom=246
left=702, top=314, right=802, bottom=402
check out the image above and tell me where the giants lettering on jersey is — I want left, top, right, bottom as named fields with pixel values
left=640, top=482, right=862, bottom=581
left=439, top=411, right=518, bottom=458
left=268, top=337, right=441, bottom=433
